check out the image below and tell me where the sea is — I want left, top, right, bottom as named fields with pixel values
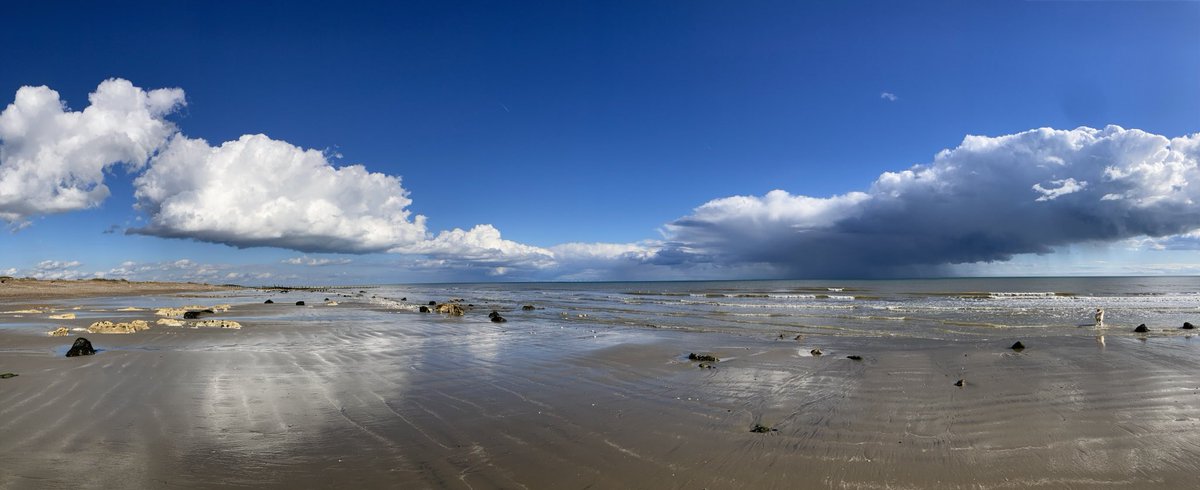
left=359, top=276, right=1200, bottom=341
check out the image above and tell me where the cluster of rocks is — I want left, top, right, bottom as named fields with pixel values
left=489, top=311, right=507, bottom=323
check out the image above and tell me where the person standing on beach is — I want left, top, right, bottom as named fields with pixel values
left=1094, top=308, right=1104, bottom=326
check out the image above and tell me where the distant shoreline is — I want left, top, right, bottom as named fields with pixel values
left=0, top=277, right=241, bottom=300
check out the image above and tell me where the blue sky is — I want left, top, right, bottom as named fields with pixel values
left=1, top=1, right=1198, bottom=283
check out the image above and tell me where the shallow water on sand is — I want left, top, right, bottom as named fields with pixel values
left=364, top=276, right=1200, bottom=340
left=2, top=278, right=1199, bottom=488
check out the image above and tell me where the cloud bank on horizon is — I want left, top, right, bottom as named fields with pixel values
left=2, top=79, right=1199, bottom=281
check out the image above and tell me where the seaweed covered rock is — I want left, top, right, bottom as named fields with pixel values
left=688, top=353, right=719, bottom=362
left=435, top=303, right=465, bottom=316
left=750, top=424, right=775, bottom=433
left=66, top=337, right=96, bottom=357
left=182, top=309, right=214, bottom=319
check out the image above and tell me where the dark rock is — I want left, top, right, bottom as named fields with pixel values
left=1010, top=341, right=1025, bottom=351
left=522, top=305, right=535, bottom=311
left=847, top=355, right=863, bottom=361
left=749, top=424, right=775, bottom=433
left=296, top=301, right=305, bottom=306
left=1183, top=322, right=1194, bottom=330
left=428, top=301, right=437, bottom=306
left=400, top=297, right=407, bottom=301
left=66, top=337, right=96, bottom=357
left=1134, top=324, right=1149, bottom=333
left=688, top=353, right=719, bottom=362
left=954, top=379, right=965, bottom=387
left=264, top=299, right=274, bottom=304
left=794, top=335, right=804, bottom=341
left=488, top=310, right=501, bottom=319
left=324, top=298, right=329, bottom=302
left=0, top=372, right=16, bottom=379
left=182, top=309, right=213, bottom=319
left=810, top=348, right=823, bottom=356
left=698, top=362, right=716, bottom=369
left=418, top=306, right=430, bottom=313
left=491, top=315, right=507, bottom=323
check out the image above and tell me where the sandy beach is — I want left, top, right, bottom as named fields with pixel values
left=2, top=281, right=1199, bottom=488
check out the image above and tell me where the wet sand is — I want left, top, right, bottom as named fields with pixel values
left=2, top=294, right=1200, bottom=488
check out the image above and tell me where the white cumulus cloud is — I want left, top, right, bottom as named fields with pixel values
left=0, top=79, right=184, bottom=226
left=132, top=133, right=429, bottom=253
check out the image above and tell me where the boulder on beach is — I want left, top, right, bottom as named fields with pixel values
left=87, top=320, right=150, bottom=334
left=264, top=299, right=274, bottom=304
left=491, top=315, right=507, bottom=323
left=182, top=309, right=214, bottom=319
left=954, top=379, right=965, bottom=387
left=296, top=301, right=306, bottom=306
left=1183, top=322, right=1194, bottom=330
left=48, top=327, right=70, bottom=336
left=65, top=337, right=96, bottom=357
left=688, top=353, right=719, bottom=362
left=428, top=301, right=437, bottom=306
left=847, top=355, right=863, bottom=361
left=156, top=319, right=185, bottom=327
left=750, top=424, right=775, bottom=433
left=49, top=313, right=76, bottom=320
left=1134, top=324, right=1149, bottom=333
left=435, top=303, right=465, bottom=316
left=418, top=306, right=430, bottom=313
left=698, top=362, right=716, bottom=369
left=326, top=301, right=339, bottom=306
left=1010, top=341, right=1025, bottom=351
left=522, top=305, right=536, bottom=311
left=810, top=348, right=823, bottom=356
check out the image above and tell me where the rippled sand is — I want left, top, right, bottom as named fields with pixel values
left=2, top=296, right=1199, bottom=488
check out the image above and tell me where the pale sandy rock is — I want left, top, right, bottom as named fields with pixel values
left=193, top=319, right=242, bottom=329
left=156, top=304, right=231, bottom=317
left=435, top=303, right=465, bottom=316
left=49, top=313, right=76, bottom=320
left=116, top=307, right=146, bottom=312
left=325, top=301, right=339, bottom=306
left=156, top=318, right=185, bottom=327
left=87, top=320, right=150, bottom=334
left=155, top=306, right=208, bottom=317
left=48, top=327, right=70, bottom=336
left=4, top=309, right=42, bottom=314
